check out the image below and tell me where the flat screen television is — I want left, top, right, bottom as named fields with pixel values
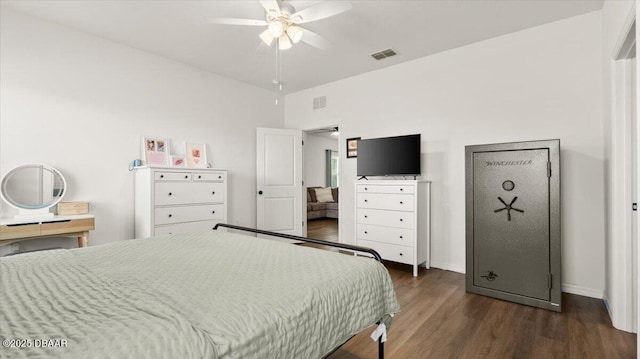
left=357, top=134, right=421, bottom=177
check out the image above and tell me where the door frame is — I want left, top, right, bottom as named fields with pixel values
left=609, top=10, right=638, bottom=333
left=301, top=125, right=341, bottom=242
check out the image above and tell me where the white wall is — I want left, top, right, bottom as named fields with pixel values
left=285, top=11, right=604, bottom=297
left=0, top=8, right=283, bottom=252
left=304, top=134, right=338, bottom=188
left=601, top=0, right=636, bottom=332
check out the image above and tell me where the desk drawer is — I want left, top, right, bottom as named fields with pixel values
left=155, top=204, right=224, bottom=225
left=41, top=218, right=95, bottom=236
left=358, top=239, right=414, bottom=265
left=356, top=209, right=414, bottom=229
left=357, top=193, right=414, bottom=212
left=0, top=223, right=40, bottom=240
left=155, top=182, right=224, bottom=205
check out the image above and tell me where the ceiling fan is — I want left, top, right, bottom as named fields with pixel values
left=209, top=0, right=352, bottom=50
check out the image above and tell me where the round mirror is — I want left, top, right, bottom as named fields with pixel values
left=1, top=164, right=66, bottom=218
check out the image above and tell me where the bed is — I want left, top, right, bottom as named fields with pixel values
left=0, top=224, right=400, bottom=358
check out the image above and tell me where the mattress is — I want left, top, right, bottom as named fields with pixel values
left=0, top=230, right=400, bottom=358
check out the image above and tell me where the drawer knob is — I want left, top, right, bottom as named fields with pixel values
left=400, top=188, right=404, bottom=191
left=168, top=214, right=172, bottom=218
left=400, top=218, right=403, bottom=222
left=198, top=175, right=202, bottom=179
left=185, top=175, right=188, bottom=179
left=364, top=231, right=368, bottom=234
left=364, top=199, right=368, bottom=202
left=212, top=191, right=216, bottom=195
left=160, top=174, right=164, bottom=178
left=365, top=187, right=368, bottom=191
left=168, top=192, right=173, bottom=196
left=400, top=201, right=403, bottom=204
left=399, top=253, right=403, bottom=256
left=212, top=210, right=216, bottom=214
left=218, top=175, right=222, bottom=179
left=364, top=215, right=368, bottom=218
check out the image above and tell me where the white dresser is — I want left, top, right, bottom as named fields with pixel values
left=134, top=167, right=228, bottom=238
left=355, top=180, right=430, bottom=276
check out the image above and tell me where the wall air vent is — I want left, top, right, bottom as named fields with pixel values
left=313, top=96, right=327, bottom=110
left=371, top=48, right=398, bottom=60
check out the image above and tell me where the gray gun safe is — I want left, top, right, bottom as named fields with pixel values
left=465, top=140, right=561, bottom=312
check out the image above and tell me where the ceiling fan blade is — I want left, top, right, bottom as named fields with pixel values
left=299, top=28, right=331, bottom=50
left=259, top=0, right=281, bottom=16
left=208, top=18, right=268, bottom=26
left=290, top=1, right=352, bottom=24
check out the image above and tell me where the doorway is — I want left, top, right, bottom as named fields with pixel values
left=303, top=127, right=340, bottom=242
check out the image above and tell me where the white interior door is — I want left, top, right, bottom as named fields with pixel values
left=256, top=128, right=303, bottom=238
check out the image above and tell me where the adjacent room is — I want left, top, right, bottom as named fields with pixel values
left=0, top=0, right=638, bottom=358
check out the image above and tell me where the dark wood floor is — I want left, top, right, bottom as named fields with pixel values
left=306, top=220, right=637, bottom=359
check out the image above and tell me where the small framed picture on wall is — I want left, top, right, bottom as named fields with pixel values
left=142, top=137, right=170, bottom=167
left=171, top=155, right=186, bottom=168
left=185, top=143, right=208, bottom=168
left=346, top=137, right=360, bottom=158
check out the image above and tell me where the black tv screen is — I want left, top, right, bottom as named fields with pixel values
left=357, top=134, right=421, bottom=176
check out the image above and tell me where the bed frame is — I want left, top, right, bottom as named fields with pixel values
left=213, top=223, right=386, bottom=359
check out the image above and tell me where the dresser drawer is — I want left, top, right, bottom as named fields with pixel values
left=193, top=172, right=226, bottom=182
left=356, top=184, right=414, bottom=194
left=358, top=239, right=414, bottom=265
left=154, top=204, right=224, bottom=225
left=357, top=193, right=414, bottom=212
left=154, top=220, right=221, bottom=236
left=356, top=208, right=414, bottom=229
left=357, top=224, right=414, bottom=246
left=155, top=182, right=225, bottom=205
left=155, top=172, right=191, bottom=181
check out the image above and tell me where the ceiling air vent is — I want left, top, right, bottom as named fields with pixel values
left=371, top=48, right=398, bottom=60
left=313, top=96, right=327, bottom=110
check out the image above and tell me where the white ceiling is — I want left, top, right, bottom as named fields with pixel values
left=2, top=0, right=603, bottom=94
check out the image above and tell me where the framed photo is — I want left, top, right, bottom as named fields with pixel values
left=346, top=137, right=360, bottom=158
left=185, top=143, right=208, bottom=168
left=171, top=155, right=185, bottom=168
left=142, top=137, right=170, bottom=167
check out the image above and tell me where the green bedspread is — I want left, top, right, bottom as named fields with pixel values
left=0, top=230, right=399, bottom=358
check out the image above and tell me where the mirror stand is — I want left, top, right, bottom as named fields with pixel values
left=15, top=207, right=54, bottom=220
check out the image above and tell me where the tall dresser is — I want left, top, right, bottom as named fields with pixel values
left=134, top=167, right=228, bottom=238
left=355, top=180, right=430, bottom=276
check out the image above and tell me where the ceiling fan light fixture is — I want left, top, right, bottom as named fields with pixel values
left=268, top=20, right=285, bottom=38
left=278, top=34, right=293, bottom=50
left=286, top=25, right=303, bottom=43
left=259, top=29, right=275, bottom=46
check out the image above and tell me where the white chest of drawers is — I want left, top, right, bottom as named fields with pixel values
left=134, top=167, right=228, bottom=238
left=355, top=180, right=431, bottom=276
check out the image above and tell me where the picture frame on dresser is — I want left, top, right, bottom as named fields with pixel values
left=185, top=143, right=208, bottom=168
left=142, top=137, right=170, bottom=167
left=171, top=155, right=185, bottom=168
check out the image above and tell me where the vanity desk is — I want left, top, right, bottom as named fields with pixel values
left=0, top=214, right=95, bottom=248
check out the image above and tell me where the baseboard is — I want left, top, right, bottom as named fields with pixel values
left=430, top=261, right=465, bottom=274
left=561, top=283, right=604, bottom=299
